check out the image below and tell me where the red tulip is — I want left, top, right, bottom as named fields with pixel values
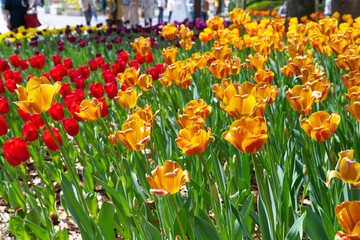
left=60, top=83, right=71, bottom=98
left=98, top=98, right=108, bottom=117
left=0, top=60, right=9, bottom=71
left=50, top=67, right=63, bottom=82
left=146, top=52, right=153, bottom=64
left=78, top=65, right=90, bottom=79
left=104, top=81, right=118, bottom=99
left=63, top=58, right=73, bottom=69
left=68, top=69, right=79, bottom=82
left=135, top=53, right=145, bottom=65
left=0, top=97, right=9, bottom=114
left=52, top=54, right=62, bottom=66
left=18, top=108, right=30, bottom=122
left=117, top=51, right=129, bottom=63
left=42, top=127, right=63, bottom=151
left=75, top=76, right=85, bottom=89
left=28, top=54, right=45, bottom=69
left=9, top=55, right=20, bottom=68
left=62, top=117, right=79, bottom=137
left=128, top=60, right=139, bottom=70
left=30, top=114, right=45, bottom=130
left=20, top=59, right=28, bottom=71
left=41, top=72, right=50, bottom=80
left=48, top=102, right=64, bottom=121
left=5, top=79, right=16, bottom=93
left=0, top=115, right=8, bottom=136
left=89, top=82, right=104, bottom=98
left=0, top=80, right=5, bottom=95
left=102, top=71, right=116, bottom=83
left=112, top=59, right=126, bottom=74
left=96, top=56, right=104, bottom=66
left=22, top=122, right=38, bottom=142
left=88, top=59, right=98, bottom=71
left=2, top=137, right=29, bottom=166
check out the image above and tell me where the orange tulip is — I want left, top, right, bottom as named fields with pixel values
left=213, top=78, right=232, bottom=101
left=285, top=85, right=317, bottom=116
left=108, top=134, right=118, bottom=146
left=247, top=54, right=268, bottom=72
left=212, top=45, right=232, bottom=61
left=300, top=111, right=340, bottom=141
left=117, top=67, right=140, bottom=87
left=206, top=16, right=224, bottom=31
left=146, top=160, right=190, bottom=196
left=346, top=86, right=360, bottom=101
left=342, top=71, right=360, bottom=89
left=131, top=37, right=151, bottom=57
left=298, top=64, right=325, bottom=83
left=132, top=104, right=159, bottom=125
left=288, top=55, right=315, bottom=75
left=326, top=150, right=360, bottom=186
left=334, top=201, right=360, bottom=238
left=137, top=74, right=153, bottom=92
left=183, top=99, right=211, bottom=120
left=222, top=116, right=268, bottom=153
left=191, top=52, right=207, bottom=70
left=179, top=38, right=195, bottom=50
left=228, top=8, right=252, bottom=25
left=160, top=24, right=178, bottom=41
left=345, top=96, right=360, bottom=122
left=280, top=64, right=296, bottom=77
left=252, top=70, right=274, bottom=84
left=76, top=98, right=103, bottom=121
left=199, top=28, right=214, bottom=43
left=175, top=125, right=214, bottom=156
left=116, top=114, right=151, bottom=151
left=254, top=82, right=279, bottom=105
left=178, top=24, right=194, bottom=40
left=228, top=56, right=244, bottom=75
left=161, top=61, right=192, bottom=88
left=335, top=231, right=360, bottom=240
left=208, top=60, right=231, bottom=79
left=305, top=78, right=330, bottom=102
left=330, top=37, right=350, bottom=56
left=161, top=47, right=177, bottom=64
left=115, top=87, right=142, bottom=109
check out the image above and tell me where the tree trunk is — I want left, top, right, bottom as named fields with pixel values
left=332, top=0, right=360, bottom=19
left=287, top=0, right=315, bottom=20
left=194, top=0, right=201, bottom=21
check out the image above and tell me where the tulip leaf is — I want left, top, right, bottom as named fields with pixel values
left=9, top=216, right=31, bottom=240
left=98, top=201, right=116, bottom=240
left=194, top=209, right=220, bottom=240
left=55, top=228, right=69, bottom=240
left=257, top=196, right=271, bottom=240
left=284, top=212, right=306, bottom=240
left=301, top=206, right=329, bottom=240
left=24, top=220, right=50, bottom=240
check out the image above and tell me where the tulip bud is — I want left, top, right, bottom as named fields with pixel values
left=0, top=115, right=8, bottom=136
left=62, top=117, right=79, bottom=137
left=2, top=137, right=29, bottom=166
left=22, top=122, right=38, bottom=142
left=0, top=97, right=10, bottom=114
left=232, top=154, right=236, bottom=164
left=330, top=151, right=337, bottom=168
left=133, top=197, right=139, bottom=211
left=303, top=164, right=308, bottom=176
left=284, top=125, right=290, bottom=139
left=42, top=127, right=63, bottom=151
left=108, top=134, right=118, bottom=146
left=223, top=161, right=229, bottom=175
left=211, top=183, right=219, bottom=200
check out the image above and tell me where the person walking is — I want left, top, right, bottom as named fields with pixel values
left=324, top=0, right=332, bottom=18
left=4, top=0, right=29, bottom=30
left=80, top=0, right=95, bottom=25
left=157, top=0, right=165, bottom=24
left=186, top=0, right=193, bottom=21
left=141, top=0, right=154, bottom=26
left=129, top=0, right=140, bottom=26
left=167, top=0, right=175, bottom=22
left=201, top=0, right=208, bottom=21
left=122, top=0, right=130, bottom=24
left=105, top=0, right=123, bottom=26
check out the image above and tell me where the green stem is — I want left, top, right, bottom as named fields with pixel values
left=252, top=153, right=276, bottom=240
left=351, top=184, right=355, bottom=201
left=322, top=141, right=332, bottom=169
left=199, top=153, right=213, bottom=186
left=170, top=195, right=187, bottom=240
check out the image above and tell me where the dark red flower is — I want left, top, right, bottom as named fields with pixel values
left=75, top=76, right=85, bottom=89
left=128, top=60, right=139, bottom=70
left=22, top=122, right=38, bottom=142
left=63, top=58, right=73, bottom=69
left=62, top=117, right=79, bottom=137
left=98, top=98, right=108, bottom=117
left=135, top=53, right=146, bottom=65
left=9, top=55, right=20, bottom=68
left=30, top=114, right=45, bottom=129
left=20, top=59, right=28, bottom=71
left=2, top=137, right=29, bottom=166
left=52, top=54, right=62, bottom=66
left=146, top=52, right=153, bottom=64
left=88, top=59, right=98, bottom=71
left=5, top=79, right=16, bottom=93
left=0, top=97, right=9, bottom=114
left=104, top=81, right=118, bottom=99
left=0, top=80, right=5, bottom=95
left=48, top=102, right=64, bottom=121
left=42, top=127, right=63, bottom=151
left=60, top=83, right=71, bottom=98
left=89, top=82, right=104, bottom=98
left=18, top=108, right=30, bottom=122
left=0, top=115, right=8, bottom=136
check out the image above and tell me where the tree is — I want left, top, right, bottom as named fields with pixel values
left=332, top=0, right=360, bottom=19
left=286, top=0, right=315, bottom=19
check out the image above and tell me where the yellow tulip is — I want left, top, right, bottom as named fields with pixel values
left=213, top=78, right=232, bottom=101
left=175, top=125, right=214, bottom=156
left=346, top=86, right=360, bottom=101
left=285, top=85, right=317, bottom=116
left=206, top=16, right=224, bottom=31
left=300, top=111, right=341, bottom=142
left=115, top=87, right=142, bottom=109
left=252, top=70, right=274, bottom=84
left=287, top=55, right=315, bottom=75
left=208, top=60, right=231, bottom=79
left=15, top=76, right=61, bottom=114
left=345, top=96, right=360, bottom=122
left=161, top=46, right=178, bottom=64
left=160, top=24, right=178, bottom=41
left=183, top=99, right=211, bottom=120
left=228, top=56, right=244, bottom=75
left=132, top=104, right=159, bottom=125
left=76, top=98, right=103, bottom=121
left=131, top=37, right=151, bottom=57
left=199, top=28, right=214, bottom=43
left=116, top=114, right=151, bottom=151
left=280, top=64, right=296, bottom=77
left=222, top=116, right=268, bottom=154
left=334, top=201, right=360, bottom=238
left=137, top=74, right=153, bottom=92
left=191, top=52, right=207, bottom=70
left=305, top=78, right=330, bottom=102
left=212, top=45, right=232, bottom=61
left=146, top=160, right=190, bottom=196
left=247, top=54, right=268, bottom=72
left=161, top=61, right=192, bottom=88
left=228, top=8, right=252, bottom=26
left=342, top=71, right=360, bottom=89
left=117, top=67, right=140, bottom=87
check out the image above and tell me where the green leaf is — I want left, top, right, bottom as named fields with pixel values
left=55, top=228, right=69, bottom=240
left=85, top=192, right=98, bottom=218
left=24, top=220, right=50, bottom=240
left=301, top=206, right=329, bottom=240
left=285, top=212, right=306, bottom=240
left=98, top=202, right=116, bottom=240
left=9, top=216, right=31, bottom=240
left=194, top=209, right=220, bottom=240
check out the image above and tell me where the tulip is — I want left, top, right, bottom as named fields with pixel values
left=301, top=111, right=340, bottom=141
left=135, top=53, right=146, bottom=65
left=160, top=24, right=178, bottom=41
left=162, top=47, right=178, bottom=64
left=228, top=8, right=252, bottom=25
left=326, top=150, right=360, bottom=186
left=280, top=64, right=296, bottom=77
left=89, top=82, right=104, bottom=98
left=206, top=16, right=224, bottom=31
left=98, top=98, right=108, bottom=118
left=48, top=102, right=64, bottom=121
left=22, top=122, right=38, bottom=142
left=0, top=115, right=7, bottom=136
left=285, top=85, right=318, bottom=116
left=247, top=54, right=268, bottom=72
left=305, top=78, right=330, bottom=102
left=335, top=201, right=360, bottom=237
left=2, top=137, right=29, bottom=166
left=178, top=24, right=194, bottom=40
left=88, top=59, right=98, bottom=71
left=116, top=87, right=141, bottom=109
left=9, top=55, right=20, bottom=68
left=229, top=56, right=244, bottom=75
left=199, top=28, right=214, bottom=43
left=345, top=96, right=360, bottom=122
left=63, top=58, right=73, bottom=69
left=208, top=60, right=231, bottom=79
left=146, top=160, right=190, bottom=196
left=222, top=116, right=268, bottom=153
left=212, top=45, right=232, bottom=61
left=287, top=55, right=315, bottom=75
left=76, top=98, right=103, bottom=121
left=30, top=114, right=45, bottom=130
left=132, top=105, right=159, bottom=125
left=161, top=61, right=192, bottom=88
left=183, top=99, right=211, bottom=120
left=42, top=127, right=63, bottom=151
left=174, top=111, right=205, bottom=129
left=116, top=114, right=151, bottom=151
left=131, top=37, right=151, bottom=57
left=0, top=97, right=9, bottom=114
left=62, top=117, right=79, bottom=137
left=175, top=125, right=214, bottom=156
left=346, top=86, right=360, bottom=101
left=52, top=54, right=62, bottom=66
left=252, top=70, right=274, bottom=84
left=137, top=74, right=153, bottom=92
left=5, top=79, right=17, bottom=93
left=213, top=78, right=232, bottom=101
left=179, top=38, right=195, bottom=51
left=108, top=134, right=118, bottom=146
left=18, top=108, right=30, bottom=122
left=104, top=81, right=118, bottom=99
left=298, top=64, right=325, bottom=83
left=20, top=59, right=28, bottom=71
left=14, top=76, right=61, bottom=114
left=117, top=67, right=140, bottom=87
left=342, top=71, right=360, bottom=89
